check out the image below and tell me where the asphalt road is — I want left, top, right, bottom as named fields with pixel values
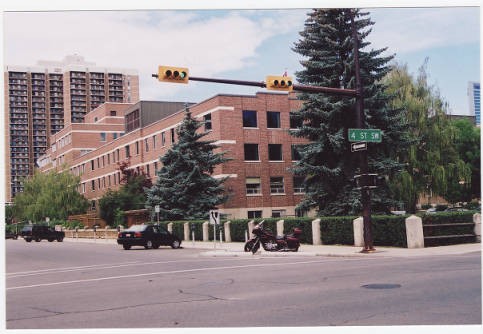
left=5, top=238, right=482, bottom=330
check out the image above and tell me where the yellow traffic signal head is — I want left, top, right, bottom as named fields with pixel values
left=157, top=66, right=189, bottom=83
left=266, top=75, right=293, bottom=91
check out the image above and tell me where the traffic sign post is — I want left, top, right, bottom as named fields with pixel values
left=209, top=210, right=220, bottom=249
left=155, top=205, right=160, bottom=224
left=348, top=129, right=382, bottom=143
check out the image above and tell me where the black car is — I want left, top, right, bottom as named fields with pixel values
left=117, top=224, right=182, bottom=250
left=20, top=224, right=65, bottom=242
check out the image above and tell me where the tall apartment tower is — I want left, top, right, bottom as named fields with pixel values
left=468, top=81, right=480, bottom=126
left=4, top=55, right=139, bottom=202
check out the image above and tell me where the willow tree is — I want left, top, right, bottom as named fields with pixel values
left=383, top=62, right=472, bottom=211
left=290, top=9, right=408, bottom=215
left=12, top=169, right=89, bottom=222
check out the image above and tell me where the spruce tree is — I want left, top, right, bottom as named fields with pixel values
left=290, top=9, right=408, bottom=215
left=145, top=106, right=229, bottom=220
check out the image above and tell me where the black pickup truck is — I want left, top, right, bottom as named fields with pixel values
left=21, top=225, right=65, bottom=242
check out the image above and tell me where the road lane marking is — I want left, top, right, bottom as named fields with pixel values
left=7, top=261, right=143, bottom=276
left=7, top=259, right=348, bottom=291
left=7, top=257, right=254, bottom=278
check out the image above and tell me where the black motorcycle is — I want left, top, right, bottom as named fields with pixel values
left=244, top=221, right=302, bottom=254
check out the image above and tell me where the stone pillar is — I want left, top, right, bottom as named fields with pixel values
left=405, top=215, right=424, bottom=248
left=353, top=217, right=364, bottom=247
left=202, top=221, right=209, bottom=242
left=183, top=223, right=190, bottom=241
left=474, top=213, right=481, bottom=243
left=224, top=221, right=232, bottom=243
left=167, top=223, right=173, bottom=233
left=312, top=218, right=321, bottom=245
left=276, top=220, right=284, bottom=236
left=248, top=220, right=255, bottom=237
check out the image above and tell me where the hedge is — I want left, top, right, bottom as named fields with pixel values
left=149, top=211, right=478, bottom=247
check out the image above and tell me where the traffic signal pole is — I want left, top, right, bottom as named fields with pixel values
left=351, top=11, right=375, bottom=252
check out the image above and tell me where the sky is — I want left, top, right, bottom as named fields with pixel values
left=1, top=1, right=481, bottom=116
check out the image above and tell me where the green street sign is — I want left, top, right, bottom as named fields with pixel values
left=348, top=128, right=382, bottom=143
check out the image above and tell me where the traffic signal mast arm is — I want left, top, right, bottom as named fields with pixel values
left=152, top=71, right=357, bottom=96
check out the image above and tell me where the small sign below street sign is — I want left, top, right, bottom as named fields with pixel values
left=351, top=142, right=367, bottom=152
left=348, top=128, right=382, bottom=143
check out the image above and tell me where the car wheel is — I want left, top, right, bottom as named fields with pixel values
left=48, top=238, right=54, bottom=242
left=35, top=237, right=41, bottom=242
left=25, top=238, right=32, bottom=242
left=171, top=239, right=181, bottom=249
left=57, top=237, right=64, bottom=242
left=152, top=243, right=160, bottom=249
left=144, top=240, right=153, bottom=249
left=13, top=235, right=18, bottom=240
left=123, top=244, right=131, bottom=250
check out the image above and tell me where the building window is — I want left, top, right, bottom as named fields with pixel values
left=100, top=132, right=106, bottom=142
left=110, top=110, right=117, bottom=116
left=126, top=109, right=140, bottom=132
left=161, top=132, right=166, bottom=146
left=246, top=177, right=261, bottom=195
left=204, top=113, right=212, bottom=131
left=125, top=145, right=130, bottom=158
left=91, top=160, right=95, bottom=171
left=270, top=177, right=285, bottom=194
left=244, top=144, right=259, bottom=161
left=152, top=135, right=157, bottom=149
left=267, top=111, right=281, bottom=128
left=271, top=209, right=286, bottom=218
left=268, top=144, right=283, bottom=161
left=171, top=128, right=175, bottom=143
left=243, top=110, right=257, bottom=127
left=91, top=180, right=95, bottom=191
left=135, top=141, right=139, bottom=155
left=295, top=207, right=307, bottom=217
left=290, top=112, right=303, bottom=129
left=248, top=210, right=262, bottom=219
left=293, top=176, right=305, bottom=193
left=113, top=133, right=118, bottom=139
left=145, top=138, right=149, bottom=152
left=91, top=200, right=96, bottom=211
left=291, top=144, right=303, bottom=161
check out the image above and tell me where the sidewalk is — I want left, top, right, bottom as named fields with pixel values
left=64, top=237, right=481, bottom=258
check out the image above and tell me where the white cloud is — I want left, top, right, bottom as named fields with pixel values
left=3, top=10, right=304, bottom=100
left=368, top=7, right=480, bottom=54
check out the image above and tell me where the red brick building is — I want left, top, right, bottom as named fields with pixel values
left=38, top=91, right=310, bottom=219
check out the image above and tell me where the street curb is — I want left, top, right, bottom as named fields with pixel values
left=62, top=238, right=481, bottom=258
